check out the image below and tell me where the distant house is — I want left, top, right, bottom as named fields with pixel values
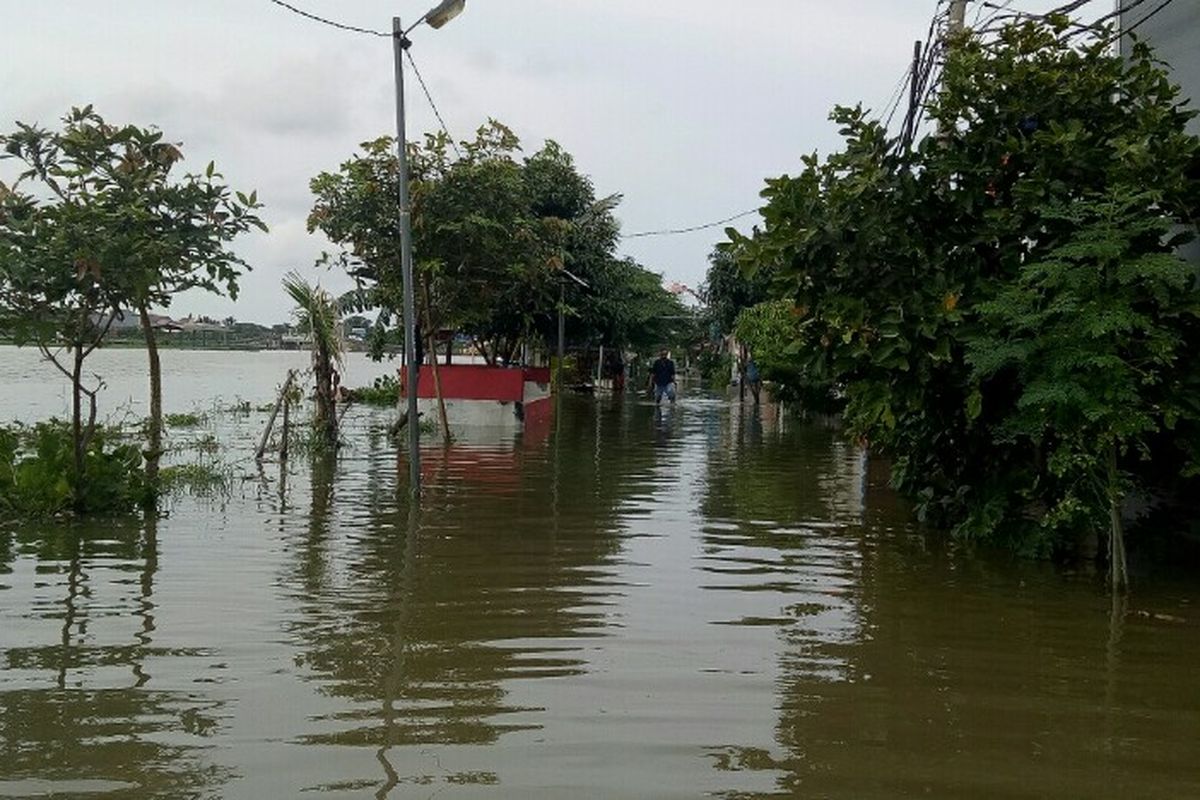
left=177, top=315, right=226, bottom=333
left=108, top=311, right=183, bottom=332
left=1121, top=1, right=1200, bottom=262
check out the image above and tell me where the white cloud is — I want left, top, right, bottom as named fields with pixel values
left=2, top=0, right=948, bottom=320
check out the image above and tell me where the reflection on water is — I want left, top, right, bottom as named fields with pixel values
left=0, top=519, right=231, bottom=798
left=1, top=387, right=1199, bottom=798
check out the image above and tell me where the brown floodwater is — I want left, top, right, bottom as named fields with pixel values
left=1, top=350, right=1199, bottom=798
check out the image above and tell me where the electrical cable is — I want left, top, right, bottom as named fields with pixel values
left=404, top=50, right=463, bottom=159
left=975, top=0, right=1018, bottom=31
left=264, top=0, right=388, bottom=37
left=1086, top=0, right=1154, bottom=28
left=623, top=209, right=759, bottom=239
left=899, top=3, right=950, bottom=147
left=1103, top=0, right=1176, bottom=44
left=881, top=63, right=914, bottom=132
left=263, top=1, right=463, bottom=160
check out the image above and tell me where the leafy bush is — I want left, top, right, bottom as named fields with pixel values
left=0, top=421, right=146, bottom=517
left=731, top=20, right=1200, bottom=557
left=735, top=300, right=841, bottom=410
left=353, top=375, right=400, bottom=406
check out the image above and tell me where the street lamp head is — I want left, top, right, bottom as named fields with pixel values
left=425, top=0, right=465, bottom=29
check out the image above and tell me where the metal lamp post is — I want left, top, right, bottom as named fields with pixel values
left=392, top=0, right=465, bottom=498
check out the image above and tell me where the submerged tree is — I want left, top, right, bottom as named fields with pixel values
left=308, top=121, right=670, bottom=365
left=0, top=107, right=264, bottom=498
left=730, top=19, right=1200, bottom=561
left=967, top=191, right=1200, bottom=587
left=283, top=273, right=343, bottom=448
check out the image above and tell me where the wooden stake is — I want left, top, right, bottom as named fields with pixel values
left=256, top=370, right=296, bottom=462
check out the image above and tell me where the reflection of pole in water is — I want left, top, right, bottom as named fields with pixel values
left=376, top=504, right=422, bottom=798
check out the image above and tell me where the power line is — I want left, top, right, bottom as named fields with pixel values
left=1104, top=0, right=1176, bottom=44
left=264, top=1, right=462, bottom=159
left=264, top=0, right=389, bottom=37
left=881, top=62, right=914, bottom=132
left=405, top=50, right=463, bottom=159
left=623, top=208, right=758, bottom=239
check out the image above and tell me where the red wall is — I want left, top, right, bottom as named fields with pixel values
left=523, top=366, right=552, bottom=385
left=401, top=364, right=525, bottom=402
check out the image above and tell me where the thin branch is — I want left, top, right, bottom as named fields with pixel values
left=37, top=342, right=77, bottom=383
left=82, top=310, right=118, bottom=358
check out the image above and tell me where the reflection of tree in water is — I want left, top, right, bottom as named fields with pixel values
left=0, top=520, right=230, bottom=798
left=765, top=545, right=1200, bottom=798
left=284, top=400, right=661, bottom=751
left=702, top=406, right=867, bottom=527
left=700, top=412, right=1200, bottom=798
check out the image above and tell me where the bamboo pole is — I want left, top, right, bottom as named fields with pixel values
left=256, top=370, right=296, bottom=462
left=280, top=390, right=290, bottom=462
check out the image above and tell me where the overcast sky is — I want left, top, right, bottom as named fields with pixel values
left=4, top=0, right=977, bottom=323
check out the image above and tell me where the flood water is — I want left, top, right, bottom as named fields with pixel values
left=1, top=347, right=1199, bottom=799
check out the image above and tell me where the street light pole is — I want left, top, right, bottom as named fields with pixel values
left=393, top=16, right=421, bottom=498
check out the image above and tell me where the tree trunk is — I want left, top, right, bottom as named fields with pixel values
left=1108, top=444, right=1128, bottom=593
left=422, top=283, right=451, bottom=443
left=71, top=345, right=86, bottom=507
left=139, top=305, right=163, bottom=489
left=471, top=336, right=494, bottom=366
left=313, top=344, right=338, bottom=448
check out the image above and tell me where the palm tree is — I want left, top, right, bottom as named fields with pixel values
left=282, top=272, right=343, bottom=448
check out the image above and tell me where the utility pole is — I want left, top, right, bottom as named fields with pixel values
left=902, top=39, right=922, bottom=148
left=948, top=0, right=967, bottom=35
left=393, top=16, right=421, bottom=498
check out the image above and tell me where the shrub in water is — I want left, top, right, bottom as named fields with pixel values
left=0, top=421, right=147, bottom=517
left=354, top=375, right=400, bottom=407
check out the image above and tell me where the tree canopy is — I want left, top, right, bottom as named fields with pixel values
left=729, top=19, right=1200, bottom=558
left=0, top=106, right=263, bottom=504
left=308, top=121, right=682, bottom=363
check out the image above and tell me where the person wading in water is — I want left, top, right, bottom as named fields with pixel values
left=649, top=349, right=676, bottom=405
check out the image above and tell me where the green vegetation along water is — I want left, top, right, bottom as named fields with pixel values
left=1, top=350, right=1199, bottom=798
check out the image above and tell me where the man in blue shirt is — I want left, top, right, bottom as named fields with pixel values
left=745, top=357, right=761, bottom=404
left=650, top=349, right=676, bottom=405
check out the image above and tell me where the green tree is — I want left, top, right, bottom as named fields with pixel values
left=703, top=245, right=773, bottom=336
left=731, top=19, right=1200, bottom=559
left=589, top=257, right=689, bottom=352
left=734, top=299, right=839, bottom=408
left=0, top=107, right=264, bottom=495
left=283, top=273, right=343, bottom=449
left=309, top=122, right=649, bottom=365
left=967, top=191, right=1200, bottom=586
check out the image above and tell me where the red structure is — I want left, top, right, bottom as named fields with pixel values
left=401, top=364, right=553, bottom=429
